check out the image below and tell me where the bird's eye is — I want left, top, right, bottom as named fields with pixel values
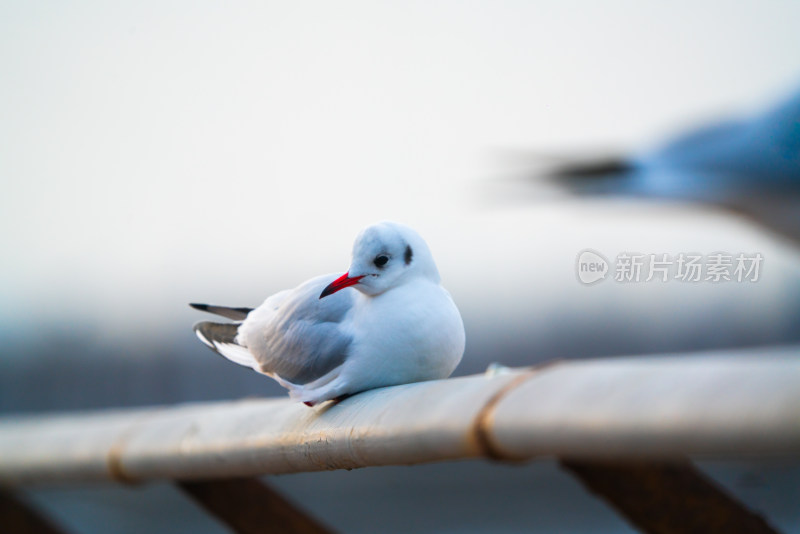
left=374, top=255, right=389, bottom=268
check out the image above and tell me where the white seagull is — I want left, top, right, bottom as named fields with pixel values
left=190, top=221, right=465, bottom=406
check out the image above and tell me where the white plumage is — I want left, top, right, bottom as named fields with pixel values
left=191, top=221, right=465, bottom=406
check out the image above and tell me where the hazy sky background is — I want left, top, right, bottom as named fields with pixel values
left=2, top=1, right=800, bottom=347
left=4, top=7, right=800, bottom=534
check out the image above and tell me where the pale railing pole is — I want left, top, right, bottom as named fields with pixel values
left=1, top=348, right=799, bottom=532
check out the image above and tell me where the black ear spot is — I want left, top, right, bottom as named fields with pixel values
left=404, top=245, right=413, bottom=265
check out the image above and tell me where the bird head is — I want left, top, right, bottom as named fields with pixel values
left=320, top=221, right=441, bottom=298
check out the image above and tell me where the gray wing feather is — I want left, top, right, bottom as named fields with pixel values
left=237, top=274, right=354, bottom=385
left=194, top=321, right=239, bottom=346
left=190, top=303, right=253, bottom=321
left=193, top=321, right=260, bottom=370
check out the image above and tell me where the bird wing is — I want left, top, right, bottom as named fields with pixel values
left=189, top=303, right=254, bottom=321
left=194, top=321, right=260, bottom=370
left=237, top=274, right=356, bottom=385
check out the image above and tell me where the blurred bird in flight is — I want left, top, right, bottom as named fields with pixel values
left=531, top=87, right=800, bottom=243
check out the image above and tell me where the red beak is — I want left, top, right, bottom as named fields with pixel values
left=319, top=272, right=365, bottom=299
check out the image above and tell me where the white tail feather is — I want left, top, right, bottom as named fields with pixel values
left=193, top=329, right=261, bottom=371
left=213, top=341, right=260, bottom=371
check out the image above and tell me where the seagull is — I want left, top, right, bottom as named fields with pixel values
left=190, top=221, right=465, bottom=406
left=524, top=87, right=800, bottom=243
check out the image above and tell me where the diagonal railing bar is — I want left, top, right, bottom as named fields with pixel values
left=0, top=489, right=69, bottom=534
left=560, top=459, right=781, bottom=534
left=178, top=477, right=336, bottom=534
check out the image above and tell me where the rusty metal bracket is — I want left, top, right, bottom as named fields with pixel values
left=0, top=488, right=68, bottom=534
left=178, top=477, right=336, bottom=534
left=560, top=459, right=781, bottom=534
